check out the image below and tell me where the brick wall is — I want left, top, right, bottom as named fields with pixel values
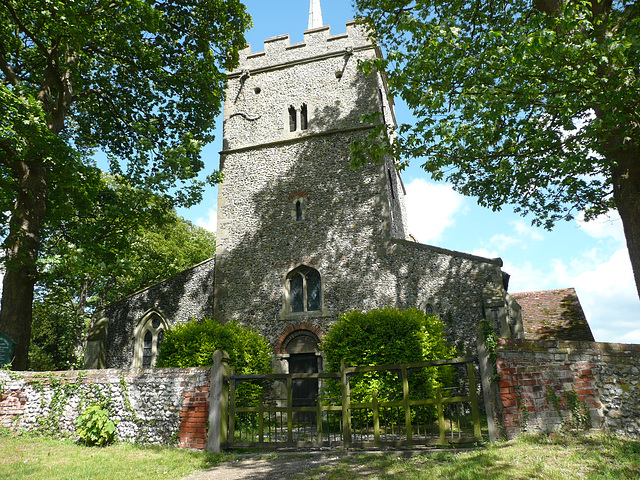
left=0, top=368, right=211, bottom=450
left=495, top=339, right=640, bottom=439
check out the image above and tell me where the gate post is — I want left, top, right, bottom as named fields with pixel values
left=207, top=350, right=230, bottom=452
left=476, top=323, right=501, bottom=441
left=341, top=359, right=351, bottom=446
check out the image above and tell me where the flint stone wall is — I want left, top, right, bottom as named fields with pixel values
left=100, top=258, right=215, bottom=368
left=495, top=338, right=640, bottom=439
left=0, top=367, right=211, bottom=450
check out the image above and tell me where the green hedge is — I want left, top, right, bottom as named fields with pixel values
left=321, top=307, right=457, bottom=403
left=156, top=318, right=271, bottom=374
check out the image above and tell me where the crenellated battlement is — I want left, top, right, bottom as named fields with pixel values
left=229, top=21, right=373, bottom=74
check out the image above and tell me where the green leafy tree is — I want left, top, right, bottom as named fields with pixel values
left=29, top=180, right=216, bottom=371
left=0, top=0, right=250, bottom=369
left=352, top=0, right=640, bottom=298
left=321, top=308, right=456, bottom=402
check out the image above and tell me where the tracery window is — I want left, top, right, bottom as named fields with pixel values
left=133, top=311, right=167, bottom=368
left=287, top=266, right=322, bottom=313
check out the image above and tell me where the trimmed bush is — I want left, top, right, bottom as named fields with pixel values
left=321, top=307, right=457, bottom=402
left=156, top=318, right=271, bottom=374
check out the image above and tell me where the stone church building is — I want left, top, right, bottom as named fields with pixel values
left=85, top=7, right=525, bottom=372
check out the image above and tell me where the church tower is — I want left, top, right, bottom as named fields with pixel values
left=91, top=4, right=523, bottom=370
left=214, top=13, right=410, bottom=343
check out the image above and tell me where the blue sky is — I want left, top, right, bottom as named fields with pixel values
left=178, top=0, right=639, bottom=344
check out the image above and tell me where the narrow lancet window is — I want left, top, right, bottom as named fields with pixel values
left=296, top=200, right=303, bottom=221
left=289, top=105, right=297, bottom=132
left=387, top=169, right=396, bottom=199
left=301, top=104, right=308, bottom=130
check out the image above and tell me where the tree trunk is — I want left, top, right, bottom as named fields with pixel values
left=0, top=160, right=48, bottom=370
left=610, top=147, right=640, bottom=300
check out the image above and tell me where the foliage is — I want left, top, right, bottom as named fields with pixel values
left=481, top=319, right=500, bottom=382
left=352, top=0, right=640, bottom=297
left=27, top=192, right=216, bottom=371
left=75, top=403, right=118, bottom=447
left=321, top=308, right=457, bottom=402
left=157, top=319, right=271, bottom=374
left=157, top=319, right=271, bottom=404
left=547, top=387, right=593, bottom=431
left=0, top=0, right=251, bottom=369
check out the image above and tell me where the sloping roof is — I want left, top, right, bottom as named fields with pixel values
left=510, top=288, right=595, bottom=342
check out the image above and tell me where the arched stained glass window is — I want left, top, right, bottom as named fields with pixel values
left=287, top=266, right=322, bottom=314
left=143, top=331, right=153, bottom=367
left=290, top=273, right=304, bottom=312
left=307, top=270, right=321, bottom=311
left=134, top=311, right=167, bottom=369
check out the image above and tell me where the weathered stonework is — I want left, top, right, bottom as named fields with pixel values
left=98, top=259, right=215, bottom=369
left=92, top=20, right=522, bottom=369
left=495, top=339, right=640, bottom=439
left=0, top=368, right=211, bottom=450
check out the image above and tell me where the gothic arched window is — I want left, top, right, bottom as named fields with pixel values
left=286, top=266, right=322, bottom=313
left=133, top=311, right=167, bottom=368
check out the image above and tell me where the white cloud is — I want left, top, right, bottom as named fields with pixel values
left=477, top=221, right=544, bottom=254
left=471, top=247, right=500, bottom=260
left=576, top=210, right=625, bottom=244
left=485, top=233, right=521, bottom=251
left=405, top=178, right=466, bottom=243
left=196, top=208, right=218, bottom=233
left=512, top=220, right=544, bottom=242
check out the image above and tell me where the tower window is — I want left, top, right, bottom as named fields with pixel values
left=300, top=104, right=308, bottom=130
left=296, top=200, right=303, bottom=221
left=286, top=266, right=322, bottom=313
left=291, top=195, right=307, bottom=222
left=289, top=105, right=297, bottom=132
left=387, top=169, right=396, bottom=199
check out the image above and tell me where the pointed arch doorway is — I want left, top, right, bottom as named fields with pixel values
left=283, top=329, right=321, bottom=409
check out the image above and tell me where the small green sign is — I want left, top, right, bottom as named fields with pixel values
left=0, top=331, right=16, bottom=367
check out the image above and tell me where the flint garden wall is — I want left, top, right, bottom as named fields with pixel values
left=495, top=338, right=640, bottom=439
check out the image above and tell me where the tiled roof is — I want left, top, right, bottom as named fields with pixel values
left=511, top=288, right=595, bottom=342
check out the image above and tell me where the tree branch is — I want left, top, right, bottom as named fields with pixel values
left=0, top=0, right=50, bottom=55
left=0, top=41, right=21, bottom=86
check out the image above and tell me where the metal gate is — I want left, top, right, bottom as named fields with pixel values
left=224, top=354, right=483, bottom=449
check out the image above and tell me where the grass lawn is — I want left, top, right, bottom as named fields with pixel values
left=295, top=434, right=640, bottom=480
left=1, top=429, right=639, bottom=480
left=0, top=430, right=230, bottom=480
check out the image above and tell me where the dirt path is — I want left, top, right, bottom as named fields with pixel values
left=179, top=449, right=433, bottom=480
left=179, top=452, right=342, bottom=480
